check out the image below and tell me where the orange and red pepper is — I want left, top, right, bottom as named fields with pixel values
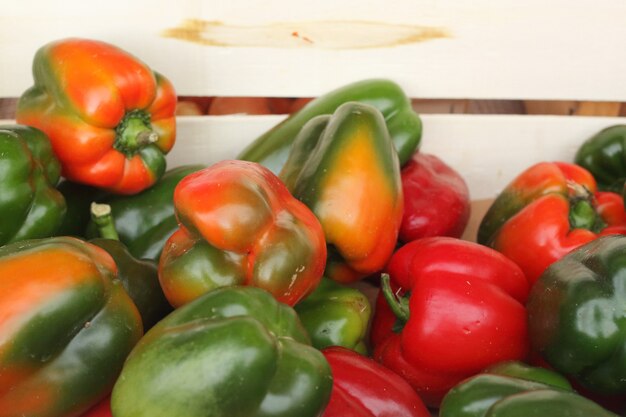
left=16, top=38, right=176, bottom=194
left=477, top=161, right=626, bottom=284
left=159, top=160, right=327, bottom=307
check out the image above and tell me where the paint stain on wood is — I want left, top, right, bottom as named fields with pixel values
left=162, top=19, right=449, bottom=49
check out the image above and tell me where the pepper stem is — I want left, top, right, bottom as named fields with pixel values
left=566, top=180, right=606, bottom=232
left=381, top=273, right=410, bottom=323
left=90, top=202, right=120, bottom=240
left=114, top=110, right=158, bottom=156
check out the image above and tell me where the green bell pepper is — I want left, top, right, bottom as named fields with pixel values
left=238, top=79, right=422, bottom=173
left=86, top=164, right=204, bottom=261
left=527, top=234, right=626, bottom=395
left=111, top=286, right=332, bottom=417
left=294, top=277, right=372, bottom=354
left=0, top=124, right=66, bottom=245
left=90, top=203, right=172, bottom=331
left=279, top=102, right=403, bottom=283
left=439, top=361, right=617, bottom=417
left=574, top=125, right=626, bottom=192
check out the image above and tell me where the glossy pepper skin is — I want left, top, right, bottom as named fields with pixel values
left=238, top=79, right=422, bottom=174
left=111, top=286, right=332, bottom=417
left=477, top=161, right=626, bottom=285
left=16, top=38, right=177, bottom=194
left=159, top=160, right=327, bottom=307
left=575, top=125, right=626, bottom=192
left=86, top=165, right=204, bottom=261
left=0, top=124, right=66, bottom=245
left=439, top=361, right=618, bottom=417
left=399, top=152, right=470, bottom=242
left=280, top=102, right=403, bottom=283
left=370, top=237, right=529, bottom=407
left=90, top=203, right=172, bottom=331
left=321, top=346, right=431, bottom=417
left=527, top=235, right=626, bottom=396
left=0, top=237, right=143, bottom=417
left=295, top=277, right=371, bottom=354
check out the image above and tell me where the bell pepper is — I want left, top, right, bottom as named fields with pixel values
left=370, top=237, right=529, bottom=407
left=0, top=236, right=143, bottom=417
left=85, top=164, right=204, bottom=261
left=295, top=277, right=371, bottom=354
left=90, top=203, right=172, bottom=331
left=399, top=152, right=470, bottom=242
left=279, top=102, right=403, bottom=283
left=159, top=160, right=327, bottom=307
left=439, top=361, right=617, bottom=417
left=0, top=124, right=66, bottom=245
left=321, top=346, right=431, bottom=417
left=238, top=79, right=422, bottom=173
left=16, top=38, right=177, bottom=194
left=574, top=125, right=626, bottom=192
left=527, top=234, right=626, bottom=396
left=477, top=161, right=626, bottom=285
left=111, top=286, right=332, bottom=417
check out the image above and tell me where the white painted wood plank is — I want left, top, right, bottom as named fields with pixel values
left=167, top=114, right=626, bottom=200
left=4, top=114, right=624, bottom=200
left=2, top=0, right=625, bottom=101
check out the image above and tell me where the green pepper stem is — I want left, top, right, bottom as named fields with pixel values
left=114, top=110, right=158, bottom=156
left=566, top=181, right=606, bottom=232
left=381, top=273, right=410, bottom=323
left=90, top=202, right=120, bottom=240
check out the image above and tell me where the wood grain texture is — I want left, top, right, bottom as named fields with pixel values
left=2, top=0, right=625, bottom=101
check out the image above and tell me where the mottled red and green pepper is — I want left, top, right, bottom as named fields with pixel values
left=280, top=102, right=403, bottom=283
left=0, top=237, right=143, bottom=417
left=478, top=161, right=626, bottom=284
left=159, top=160, right=327, bottom=307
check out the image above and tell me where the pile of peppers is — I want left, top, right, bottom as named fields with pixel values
left=3, top=37, right=626, bottom=417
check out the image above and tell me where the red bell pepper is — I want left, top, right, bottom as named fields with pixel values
left=370, top=237, right=529, bottom=407
left=477, top=161, right=626, bottom=285
left=16, top=38, right=177, bottom=194
left=159, top=160, right=327, bottom=307
left=399, top=152, right=470, bottom=242
left=321, top=346, right=431, bottom=417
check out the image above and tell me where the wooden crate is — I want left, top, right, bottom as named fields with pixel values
left=4, top=0, right=625, bottom=240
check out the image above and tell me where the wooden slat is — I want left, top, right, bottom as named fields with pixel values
left=2, top=0, right=626, bottom=101
left=167, top=114, right=626, bottom=200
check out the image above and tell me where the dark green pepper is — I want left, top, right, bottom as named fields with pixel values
left=111, top=286, right=332, bottom=417
left=86, top=164, right=204, bottom=261
left=294, top=277, right=372, bottom=354
left=238, top=79, right=422, bottom=173
left=56, top=180, right=109, bottom=237
left=527, top=234, right=626, bottom=395
left=0, top=124, right=66, bottom=245
left=90, top=203, right=172, bottom=331
left=574, top=125, right=626, bottom=192
left=439, top=361, right=617, bottom=417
